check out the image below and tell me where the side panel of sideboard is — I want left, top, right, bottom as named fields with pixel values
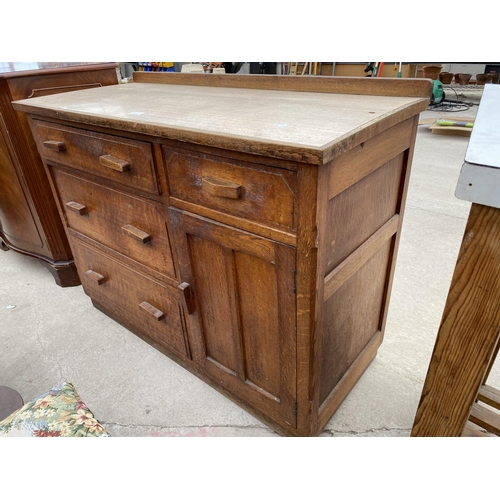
left=313, top=117, right=419, bottom=432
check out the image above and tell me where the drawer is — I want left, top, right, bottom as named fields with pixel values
left=52, top=168, right=176, bottom=279
left=32, top=120, right=159, bottom=195
left=163, top=148, right=295, bottom=230
left=70, top=237, right=190, bottom=358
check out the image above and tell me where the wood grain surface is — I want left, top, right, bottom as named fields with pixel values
left=13, top=78, right=430, bottom=165
left=23, top=75, right=425, bottom=435
left=411, top=203, right=500, bottom=436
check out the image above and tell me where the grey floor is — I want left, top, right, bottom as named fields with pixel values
left=2, top=89, right=498, bottom=437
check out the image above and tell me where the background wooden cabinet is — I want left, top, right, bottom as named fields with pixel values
left=0, top=63, right=118, bottom=286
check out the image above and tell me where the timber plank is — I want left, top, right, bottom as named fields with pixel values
left=411, top=204, right=500, bottom=436
left=477, top=385, right=500, bottom=411
left=469, top=403, right=500, bottom=436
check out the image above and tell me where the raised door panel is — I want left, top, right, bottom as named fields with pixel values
left=169, top=208, right=297, bottom=428
left=0, top=111, right=43, bottom=250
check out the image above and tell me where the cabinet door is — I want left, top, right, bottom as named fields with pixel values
left=170, top=208, right=297, bottom=428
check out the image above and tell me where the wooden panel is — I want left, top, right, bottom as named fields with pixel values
left=32, top=120, right=159, bottom=195
left=461, top=422, right=492, bottom=437
left=324, top=153, right=405, bottom=275
left=169, top=208, right=297, bottom=428
left=133, top=72, right=433, bottom=98
left=294, top=163, right=320, bottom=434
left=70, top=237, right=189, bottom=358
left=51, top=168, right=176, bottom=279
left=317, top=330, right=382, bottom=431
left=2, top=64, right=118, bottom=96
left=469, top=403, right=500, bottom=436
left=477, top=385, right=500, bottom=411
left=235, top=251, right=280, bottom=397
left=323, top=215, right=399, bottom=302
left=188, top=235, right=238, bottom=372
left=164, top=147, right=296, bottom=230
left=411, top=204, right=500, bottom=437
left=319, top=240, right=393, bottom=405
left=328, top=119, right=412, bottom=200
left=0, top=112, right=43, bottom=249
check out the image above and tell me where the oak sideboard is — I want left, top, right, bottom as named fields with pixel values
left=0, top=62, right=118, bottom=286
left=13, top=73, right=431, bottom=436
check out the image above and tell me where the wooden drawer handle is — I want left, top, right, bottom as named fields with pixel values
left=99, top=154, right=131, bottom=172
left=65, top=201, right=88, bottom=215
left=202, top=177, right=241, bottom=199
left=139, top=301, right=165, bottom=321
left=178, top=282, right=195, bottom=315
left=122, top=224, right=151, bottom=244
left=85, top=270, right=106, bottom=285
left=43, top=140, right=66, bottom=151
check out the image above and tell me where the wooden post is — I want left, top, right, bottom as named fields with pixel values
left=411, top=202, right=500, bottom=436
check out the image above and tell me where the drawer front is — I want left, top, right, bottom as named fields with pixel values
left=52, top=168, right=176, bottom=279
left=32, top=120, right=159, bottom=195
left=70, top=237, right=189, bottom=358
left=164, top=148, right=295, bottom=230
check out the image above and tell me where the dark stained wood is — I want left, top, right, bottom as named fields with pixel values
left=51, top=169, right=176, bottom=279
left=0, top=63, right=118, bottom=286
left=323, top=215, right=399, bottom=302
left=99, top=154, right=131, bottom=172
left=320, top=241, right=393, bottom=404
left=324, top=153, right=405, bottom=274
left=72, top=237, right=190, bottom=358
left=132, top=72, right=433, bottom=99
left=294, top=162, right=320, bottom=434
left=0, top=62, right=118, bottom=80
left=65, top=201, right=88, bottom=215
left=328, top=118, right=413, bottom=200
left=122, top=224, right=152, bottom=244
left=164, top=146, right=297, bottom=231
left=317, top=331, right=382, bottom=431
left=139, top=301, right=165, bottom=321
left=85, top=269, right=106, bottom=285
left=31, top=120, right=159, bottom=195
left=169, top=208, right=297, bottom=428
left=411, top=203, right=500, bottom=437
left=22, top=76, right=426, bottom=436
left=43, top=140, right=66, bottom=151
left=202, top=177, right=241, bottom=199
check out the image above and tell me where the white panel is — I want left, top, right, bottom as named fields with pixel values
left=455, top=162, right=500, bottom=209
left=464, top=85, right=500, bottom=169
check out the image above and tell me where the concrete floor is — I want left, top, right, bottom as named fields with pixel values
left=2, top=90, right=498, bottom=437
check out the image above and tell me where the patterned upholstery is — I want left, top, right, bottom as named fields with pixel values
left=0, top=382, right=109, bottom=437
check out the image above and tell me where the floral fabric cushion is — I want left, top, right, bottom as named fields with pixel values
left=0, top=382, right=109, bottom=437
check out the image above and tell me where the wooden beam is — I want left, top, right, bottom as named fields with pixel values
left=411, top=203, right=500, bottom=436
left=133, top=72, right=433, bottom=99
left=469, top=403, right=500, bottom=436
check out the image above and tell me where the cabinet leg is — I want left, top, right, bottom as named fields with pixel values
left=42, top=261, right=81, bottom=288
left=0, top=237, right=9, bottom=251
